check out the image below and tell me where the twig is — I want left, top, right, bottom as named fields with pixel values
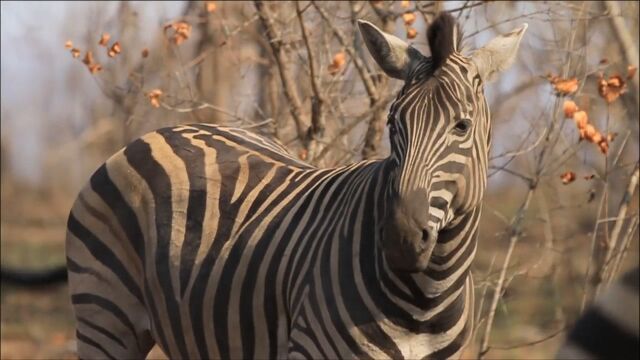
left=488, top=326, right=567, bottom=350
left=609, top=216, right=639, bottom=281
left=473, top=254, right=497, bottom=341
left=296, top=2, right=326, bottom=161
left=478, top=187, right=536, bottom=359
left=604, top=1, right=639, bottom=102
left=239, top=118, right=275, bottom=129
left=312, top=1, right=378, bottom=101
left=255, top=1, right=308, bottom=141
left=581, top=178, right=609, bottom=312
left=313, top=92, right=396, bottom=162
left=599, top=163, right=640, bottom=285
left=489, top=127, right=548, bottom=161
left=354, top=0, right=392, bottom=159
left=159, top=98, right=248, bottom=124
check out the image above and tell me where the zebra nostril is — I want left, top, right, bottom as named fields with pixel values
left=422, top=229, right=430, bottom=243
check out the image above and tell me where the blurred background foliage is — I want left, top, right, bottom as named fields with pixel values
left=1, top=1, right=638, bottom=359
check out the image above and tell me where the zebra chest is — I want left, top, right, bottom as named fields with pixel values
left=285, top=272, right=474, bottom=359
left=287, top=296, right=444, bottom=360
left=285, top=282, right=421, bottom=360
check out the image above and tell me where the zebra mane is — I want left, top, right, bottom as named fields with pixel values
left=427, top=12, right=464, bottom=70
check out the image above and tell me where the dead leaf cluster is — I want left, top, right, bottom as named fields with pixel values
left=563, top=100, right=615, bottom=155
left=81, top=51, right=102, bottom=74
left=164, top=21, right=192, bottom=45
left=145, top=89, right=163, bottom=108
left=66, top=31, right=127, bottom=74
left=98, top=33, right=122, bottom=58
left=547, top=74, right=579, bottom=95
left=206, top=1, right=217, bottom=13
left=560, top=171, right=576, bottom=185
left=402, top=2, right=417, bottom=39
left=328, top=51, right=346, bottom=75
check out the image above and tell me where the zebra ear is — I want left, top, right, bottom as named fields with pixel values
left=357, top=20, right=424, bottom=80
left=471, top=23, right=528, bottom=83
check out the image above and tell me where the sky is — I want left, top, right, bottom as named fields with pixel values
left=1, top=1, right=185, bottom=182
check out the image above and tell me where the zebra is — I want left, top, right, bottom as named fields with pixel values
left=556, top=266, right=639, bottom=360
left=65, top=12, right=527, bottom=359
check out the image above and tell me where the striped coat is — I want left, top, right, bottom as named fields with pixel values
left=67, top=124, right=475, bottom=358
left=66, top=12, right=527, bottom=360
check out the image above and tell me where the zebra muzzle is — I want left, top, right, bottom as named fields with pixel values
left=381, top=217, right=438, bottom=273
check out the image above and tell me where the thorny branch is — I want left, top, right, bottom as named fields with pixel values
left=255, top=1, right=307, bottom=142
left=296, top=2, right=326, bottom=161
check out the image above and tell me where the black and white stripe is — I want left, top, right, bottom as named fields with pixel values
left=66, top=12, right=527, bottom=359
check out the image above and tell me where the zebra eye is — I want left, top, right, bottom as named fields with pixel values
left=453, top=119, right=471, bottom=134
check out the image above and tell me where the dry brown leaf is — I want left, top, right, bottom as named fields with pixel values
left=88, top=63, right=102, bottom=74
left=299, top=148, right=308, bottom=161
left=572, top=110, right=588, bottom=129
left=578, top=128, right=586, bottom=140
left=146, top=89, right=163, bottom=108
left=560, top=171, right=576, bottom=185
left=547, top=75, right=579, bottom=95
left=563, top=100, right=578, bottom=118
left=555, top=78, right=579, bottom=94
left=98, top=33, right=111, bottom=47
left=402, top=12, right=416, bottom=26
left=108, top=41, right=121, bottom=58
left=64, top=40, right=73, bottom=49
left=328, top=51, right=346, bottom=75
left=206, top=1, right=217, bottom=13
left=164, top=21, right=192, bottom=45
left=583, top=124, right=597, bottom=141
left=82, top=51, right=94, bottom=66
left=406, top=27, right=418, bottom=39
left=598, top=73, right=627, bottom=104
left=70, top=48, right=81, bottom=58
left=141, top=48, right=149, bottom=58
left=598, top=140, right=609, bottom=155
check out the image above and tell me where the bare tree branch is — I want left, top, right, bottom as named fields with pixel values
left=599, top=162, right=640, bottom=285
left=296, top=2, right=327, bottom=161
left=255, top=1, right=308, bottom=142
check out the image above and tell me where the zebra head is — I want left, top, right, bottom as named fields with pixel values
left=358, top=13, right=527, bottom=272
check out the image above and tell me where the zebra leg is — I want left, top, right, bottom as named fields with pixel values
left=66, top=194, right=156, bottom=359
left=67, top=257, right=156, bottom=359
left=69, top=285, right=155, bottom=359
left=67, top=249, right=156, bottom=359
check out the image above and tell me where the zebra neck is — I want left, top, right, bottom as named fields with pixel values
left=298, top=159, right=477, bottom=357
